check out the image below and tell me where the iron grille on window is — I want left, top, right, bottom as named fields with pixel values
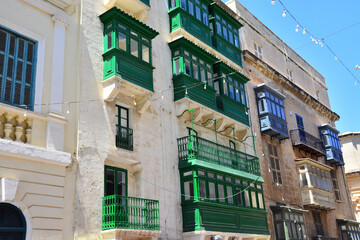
left=0, top=26, right=36, bottom=109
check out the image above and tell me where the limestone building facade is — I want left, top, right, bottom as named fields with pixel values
left=340, top=132, right=360, bottom=222
left=0, top=0, right=79, bottom=239
left=226, top=0, right=358, bottom=239
left=0, top=0, right=358, bottom=240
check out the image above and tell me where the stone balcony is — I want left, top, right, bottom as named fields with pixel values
left=0, top=102, right=67, bottom=150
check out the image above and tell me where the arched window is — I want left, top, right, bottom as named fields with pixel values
left=0, top=203, right=26, bottom=239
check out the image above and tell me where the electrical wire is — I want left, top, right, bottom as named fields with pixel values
left=275, top=0, right=360, bottom=85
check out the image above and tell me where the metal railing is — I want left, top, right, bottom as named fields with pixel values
left=290, top=129, right=325, bottom=155
left=177, top=135, right=260, bottom=176
left=116, top=126, right=133, bottom=151
left=102, top=195, right=160, bottom=231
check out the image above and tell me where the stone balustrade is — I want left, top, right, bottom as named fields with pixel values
left=0, top=110, right=32, bottom=143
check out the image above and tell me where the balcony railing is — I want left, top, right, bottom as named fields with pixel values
left=177, top=135, right=260, bottom=176
left=102, top=195, right=160, bottom=231
left=290, top=129, right=326, bottom=156
left=116, top=126, right=133, bottom=151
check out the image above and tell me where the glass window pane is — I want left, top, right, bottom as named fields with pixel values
left=196, top=6, right=201, bottom=21
left=229, top=31, right=233, bottom=44
left=193, top=63, right=198, bottom=79
left=107, top=32, right=112, bottom=49
left=117, top=171, right=126, bottom=195
left=185, top=59, right=190, bottom=75
left=202, top=12, right=208, bottom=25
left=209, top=182, right=216, bottom=200
left=223, top=79, right=228, bottom=95
left=184, top=181, right=194, bottom=200
left=200, top=68, right=205, bottom=83
left=222, top=26, right=228, bottom=40
left=199, top=180, right=206, bottom=199
left=218, top=184, right=225, bottom=202
left=118, top=24, right=126, bottom=31
left=174, top=58, right=180, bottom=75
left=106, top=169, right=115, bottom=196
left=130, top=39, right=138, bottom=57
left=142, top=45, right=149, bottom=63
left=234, top=35, right=239, bottom=48
left=181, top=0, right=186, bottom=9
left=207, top=72, right=212, bottom=86
left=258, top=193, right=264, bottom=208
left=236, top=188, right=242, bottom=205
left=188, top=1, right=194, bottom=15
left=118, top=32, right=127, bottom=51
left=227, top=186, right=233, bottom=204
left=244, top=190, right=250, bottom=206
left=216, top=22, right=221, bottom=35
left=251, top=191, right=257, bottom=208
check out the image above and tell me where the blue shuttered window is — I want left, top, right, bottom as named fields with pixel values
left=0, top=26, right=36, bottom=110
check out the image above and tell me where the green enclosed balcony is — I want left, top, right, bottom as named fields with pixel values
left=170, top=38, right=250, bottom=137
left=209, top=3, right=243, bottom=67
left=102, top=195, right=160, bottom=231
left=179, top=168, right=268, bottom=236
left=100, top=7, right=159, bottom=97
left=168, top=0, right=212, bottom=45
left=177, top=135, right=261, bottom=176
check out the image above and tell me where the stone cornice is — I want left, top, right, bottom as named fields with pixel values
left=23, top=0, right=73, bottom=26
left=243, top=50, right=340, bottom=122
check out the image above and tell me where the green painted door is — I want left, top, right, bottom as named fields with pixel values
left=105, top=166, right=128, bottom=226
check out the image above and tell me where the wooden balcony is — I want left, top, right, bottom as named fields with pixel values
left=290, top=129, right=326, bottom=157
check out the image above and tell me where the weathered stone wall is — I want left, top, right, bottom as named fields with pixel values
left=226, top=0, right=356, bottom=239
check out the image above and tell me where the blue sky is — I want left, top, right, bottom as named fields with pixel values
left=233, top=0, right=360, bottom=133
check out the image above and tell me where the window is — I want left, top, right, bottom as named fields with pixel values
left=178, top=0, right=209, bottom=26
left=313, top=211, right=324, bottom=236
left=104, top=22, right=153, bottom=64
left=171, top=49, right=213, bottom=88
left=254, top=42, right=263, bottom=59
left=298, top=164, right=332, bottom=192
left=318, top=125, right=343, bottom=164
left=331, top=169, right=341, bottom=201
left=286, top=68, right=293, bottom=81
left=105, top=166, right=127, bottom=196
left=215, top=74, right=246, bottom=106
left=257, top=90, right=286, bottom=121
left=213, top=14, right=240, bottom=49
left=268, top=144, right=282, bottom=184
left=115, top=106, right=133, bottom=150
left=0, top=26, right=36, bottom=109
left=0, top=203, right=27, bottom=239
left=181, top=169, right=265, bottom=209
left=272, top=207, right=307, bottom=240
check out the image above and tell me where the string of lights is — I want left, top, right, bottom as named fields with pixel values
left=271, top=0, right=360, bottom=86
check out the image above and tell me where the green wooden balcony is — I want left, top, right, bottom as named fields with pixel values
left=103, top=49, right=155, bottom=92
left=212, top=35, right=243, bottom=67
left=116, top=126, right=133, bottom=151
left=102, top=195, right=160, bottom=231
left=182, top=201, right=269, bottom=234
left=177, top=135, right=260, bottom=176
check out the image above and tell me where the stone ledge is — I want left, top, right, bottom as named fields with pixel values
left=0, top=138, right=72, bottom=167
left=101, top=229, right=160, bottom=240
